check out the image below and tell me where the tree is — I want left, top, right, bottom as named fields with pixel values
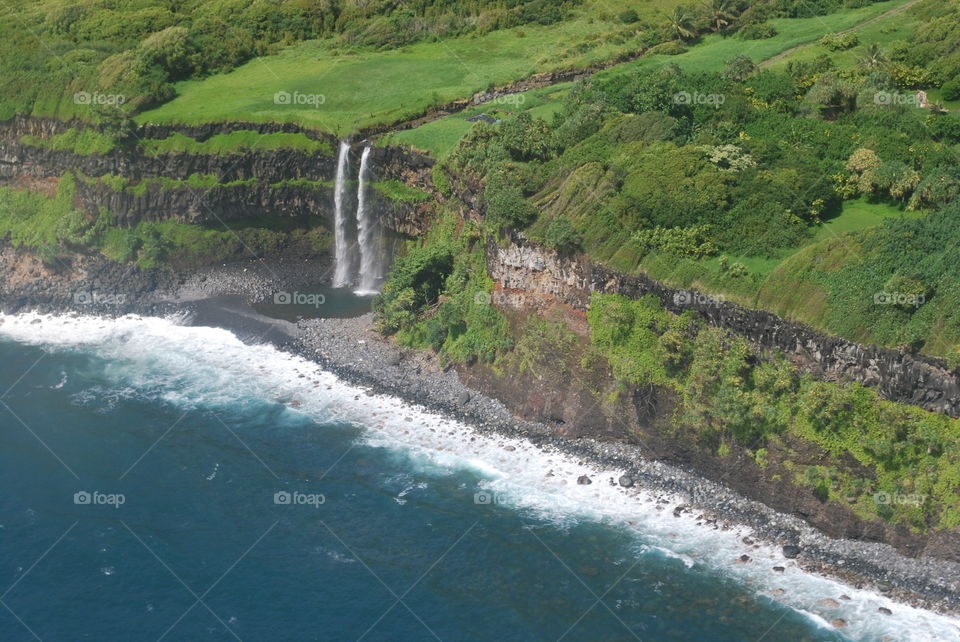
left=942, top=80, right=960, bottom=101
left=858, top=44, right=888, bottom=72
left=723, top=54, right=756, bottom=81
left=704, top=0, right=735, bottom=33
left=803, top=73, right=857, bottom=119
left=544, top=217, right=582, bottom=255
left=664, top=7, right=696, bottom=41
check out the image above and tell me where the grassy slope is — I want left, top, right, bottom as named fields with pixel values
left=380, top=83, right=573, bottom=157
left=139, top=131, right=332, bottom=156
left=135, top=0, right=684, bottom=135
left=597, top=0, right=913, bottom=75
left=763, top=0, right=919, bottom=72
left=385, top=0, right=914, bottom=156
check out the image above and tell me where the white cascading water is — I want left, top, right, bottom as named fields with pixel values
left=332, top=140, right=353, bottom=288
left=355, top=144, right=381, bottom=294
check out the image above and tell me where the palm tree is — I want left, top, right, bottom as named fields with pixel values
left=665, top=6, right=696, bottom=41
left=705, top=0, right=735, bottom=33
left=858, top=44, right=888, bottom=71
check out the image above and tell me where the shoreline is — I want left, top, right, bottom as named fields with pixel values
left=3, top=260, right=960, bottom=622
left=173, top=293, right=960, bottom=619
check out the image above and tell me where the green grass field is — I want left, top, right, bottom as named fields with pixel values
left=136, top=0, right=680, bottom=135
left=633, top=197, right=922, bottom=308
left=379, top=83, right=572, bottom=157
left=379, top=0, right=916, bottom=155
left=138, top=131, right=332, bottom=156
left=764, top=0, right=920, bottom=72
left=602, top=0, right=914, bottom=77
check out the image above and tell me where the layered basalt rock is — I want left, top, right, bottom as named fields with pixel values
left=0, top=117, right=435, bottom=237
left=487, top=232, right=960, bottom=417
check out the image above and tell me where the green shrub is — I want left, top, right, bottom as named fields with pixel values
left=738, top=22, right=777, bottom=40
left=543, top=216, right=582, bottom=255
left=374, top=243, right=455, bottom=335
left=941, top=80, right=960, bottom=101
left=646, top=40, right=688, bottom=56
left=819, top=32, right=859, bottom=51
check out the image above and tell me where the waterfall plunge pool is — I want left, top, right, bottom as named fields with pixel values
left=252, top=284, right=376, bottom=321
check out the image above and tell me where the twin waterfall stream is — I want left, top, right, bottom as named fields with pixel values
left=332, top=141, right=383, bottom=294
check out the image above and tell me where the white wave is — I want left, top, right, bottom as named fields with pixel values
left=51, top=370, right=67, bottom=389
left=643, top=545, right=696, bottom=569
left=1, top=311, right=959, bottom=641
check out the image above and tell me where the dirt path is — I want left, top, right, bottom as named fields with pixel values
left=759, top=0, right=923, bottom=68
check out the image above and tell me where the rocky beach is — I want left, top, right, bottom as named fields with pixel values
left=6, top=255, right=954, bottom=621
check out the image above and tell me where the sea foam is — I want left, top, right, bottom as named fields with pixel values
left=1, top=311, right=958, bottom=641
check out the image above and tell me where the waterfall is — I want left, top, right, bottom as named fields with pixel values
left=332, top=140, right=353, bottom=288
left=355, top=144, right=381, bottom=294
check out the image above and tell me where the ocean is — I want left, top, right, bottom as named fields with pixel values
left=0, top=312, right=957, bottom=641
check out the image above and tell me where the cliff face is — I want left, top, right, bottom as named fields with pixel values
left=487, top=232, right=960, bottom=418
left=0, top=117, right=434, bottom=236
left=466, top=235, right=960, bottom=562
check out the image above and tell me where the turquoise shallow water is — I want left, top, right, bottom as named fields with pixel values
left=0, top=312, right=954, bottom=641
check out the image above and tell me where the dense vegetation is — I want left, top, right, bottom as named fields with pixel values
left=434, top=0, right=960, bottom=358
left=369, top=0, right=960, bottom=533
left=2, top=0, right=960, bottom=533
left=0, top=174, right=328, bottom=269
left=0, top=0, right=579, bottom=120
left=587, top=292, right=960, bottom=532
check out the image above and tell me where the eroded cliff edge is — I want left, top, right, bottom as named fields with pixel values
left=2, top=117, right=960, bottom=572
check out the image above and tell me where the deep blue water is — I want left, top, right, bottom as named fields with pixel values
left=0, top=315, right=950, bottom=641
